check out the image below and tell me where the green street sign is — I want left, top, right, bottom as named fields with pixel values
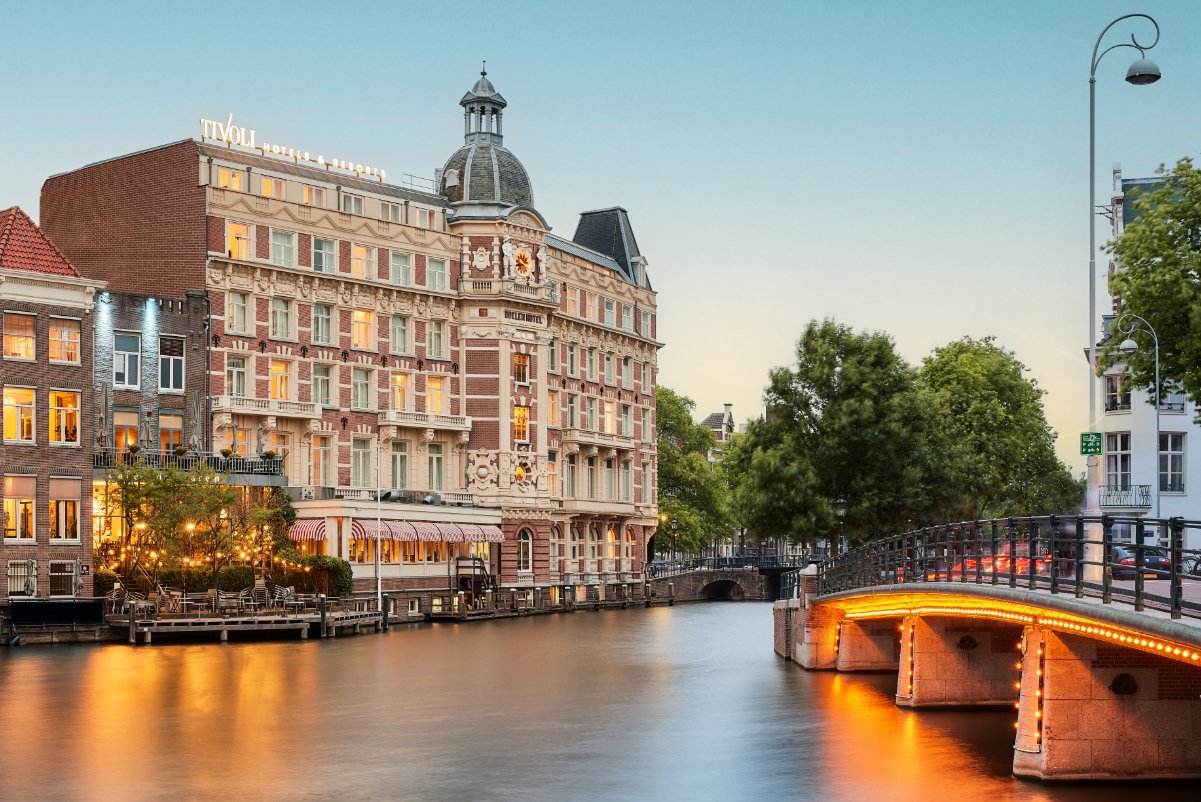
left=1080, top=432, right=1102, bottom=455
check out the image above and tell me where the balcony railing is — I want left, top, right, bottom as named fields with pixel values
left=93, top=449, right=284, bottom=476
left=560, top=427, right=631, bottom=450
left=213, top=396, right=320, bottom=417
left=1104, top=399, right=1132, bottom=412
left=378, top=409, right=471, bottom=431
left=460, top=278, right=556, bottom=304
left=1099, top=484, right=1152, bottom=508
left=330, top=486, right=474, bottom=505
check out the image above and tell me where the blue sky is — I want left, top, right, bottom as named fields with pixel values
left=4, top=0, right=1200, bottom=470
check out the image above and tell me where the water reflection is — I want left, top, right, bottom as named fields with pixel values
left=1, top=604, right=1198, bottom=801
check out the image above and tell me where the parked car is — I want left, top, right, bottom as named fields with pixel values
left=1109, top=545, right=1171, bottom=580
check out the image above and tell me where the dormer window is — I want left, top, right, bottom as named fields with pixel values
left=216, top=167, right=244, bottom=191
left=261, top=177, right=284, bottom=199
left=341, top=193, right=364, bottom=215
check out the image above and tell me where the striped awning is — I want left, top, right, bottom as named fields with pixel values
left=350, top=519, right=390, bottom=541
left=288, top=519, right=326, bottom=541
left=410, top=520, right=442, bottom=540
left=346, top=519, right=506, bottom=543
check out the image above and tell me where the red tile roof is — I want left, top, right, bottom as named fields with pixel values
left=0, top=206, right=80, bottom=277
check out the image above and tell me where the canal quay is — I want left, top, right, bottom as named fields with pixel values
left=1, top=603, right=1197, bottom=802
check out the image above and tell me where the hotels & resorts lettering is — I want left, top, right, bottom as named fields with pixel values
left=200, top=113, right=387, bottom=180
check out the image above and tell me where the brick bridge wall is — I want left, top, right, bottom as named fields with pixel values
left=649, top=569, right=766, bottom=602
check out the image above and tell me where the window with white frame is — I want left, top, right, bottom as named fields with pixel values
left=270, top=230, right=296, bottom=267
left=313, top=237, right=336, bottom=273
left=380, top=201, right=402, bottom=223
left=604, top=355, right=614, bottom=386
left=302, top=185, right=326, bottom=207
left=567, top=287, right=580, bottom=317
left=547, top=451, right=558, bottom=496
left=391, top=442, right=408, bottom=490
left=216, top=167, right=244, bottom=191
left=566, top=345, right=577, bottom=377
left=621, top=461, right=632, bottom=501
left=312, top=304, right=333, bottom=345
left=417, top=208, right=434, bottom=229
left=159, top=337, right=184, bottom=392
left=48, top=319, right=80, bottom=364
left=390, top=372, right=410, bottom=411
left=566, top=394, right=577, bottom=429
left=49, top=391, right=79, bottom=445
left=428, top=443, right=444, bottom=491
left=621, top=404, right=631, bottom=437
left=3, top=388, right=34, bottom=443
left=114, top=334, right=140, bottom=388
left=518, top=529, right=532, bottom=572
left=269, top=360, right=290, bottom=400
left=604, top=298, right=616, bottom=327
left=586, top=349, right=597, bottom=382
left=640, top=310, right=652, bottom=338
left=390, top=316, right=410, bottom=354
left=1105, top=432, right=1131, bottom=489
left=350, top=438, right=372, bottom=488
left=312, top=365, right=332, bottom=406
left=621, top=357, right=632, bottom=389
left=159, top=413, right=183, bottom=453
left=312, top=435, right=333, bottom=485
left=548, top=339, right=558, bottom=372
left=1161, top=433, right=1185, bottom=492
left=512, top=353, right=529, bottom=385
left=641, top=361, right=652, bottom=391
left=586, top=294, right=598, bottom=322
left=602, top=400, right=614, bottom=434
left=428, top=321, right=445, bottom=359
left=641, top=460, right=650, bottom=502
left=428, top=258, right=448, bottom=292
left=390, top=251, right=413, bottom=286
left=352, top=309, right=374, bottom=350
left=261, top=176, right=285, bottom=199
left=227, top=291, right=249, bottom=333
left=622, top=304, right=633, bottom=332
left=225, top=356, right=247, bottom=398
left=4, top=313, right=35, bottom=360
left=226, top=221, right=251, bottom=260
left=270, top=298, right=292, bottom=339
left=585, top=397, right=597, bottom=431
left=3, top=476, right=35, bottom=540
left=351, top=244, right=372, bottom=279
left=641, top=407, right=652, bottom=442
left=1162, top=382, right=1187, bottom=412
left=49, top=560, right=76, bottom=596
left=513, top=406, right=530, bottom=443
left=351, top=368, right=372, bottom=410
left=427, top=376, right=446, bottom=415
left=565, top=455, right=577, bottom=498
left=586, top=457, right=597, bottom=499
left=341, top=193, right=364, bottom=215
left=8, top=560, right=34, bottom=596
left=548, top=390, right=559, bottom=428
left=1105, top=375, right=1131, bottom=412
left=49, top=478, right=80, bottom=540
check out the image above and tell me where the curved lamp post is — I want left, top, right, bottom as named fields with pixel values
left=1087, top=15, right=1161, bottom=502
left=833, top=495, right=848, bottom=555
left=1116, top=312, right=1160, bottom=521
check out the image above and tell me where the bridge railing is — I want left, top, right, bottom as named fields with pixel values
left=647, top=555, right=809, bottom=580
left=800, top=514, right=1201, bottom=621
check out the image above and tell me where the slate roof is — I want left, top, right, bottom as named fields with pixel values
left=700, top=412, right=726, bottom=430
left=544, top=234, right=624, bottom=273
left=460, top=71, right=507, bottom=107
left=0, top=206, right=80, bottom=277
left=571, top=207, right=650, bottom=288
left=440, top=143, right=533, bottom=207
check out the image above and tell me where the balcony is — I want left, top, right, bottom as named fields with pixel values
left=1099, top=484, right=1152, bottom=508
left=326, top=487, right=475, bottom=506
left=378, top=410, right=471, bottom=431
left=213, top=395, right=320, bottom=418
left=560, top=427, right=632, bottom=452
left=93, top=449, right=285, bottom=477
left=460, top=278, right=556, bottom=305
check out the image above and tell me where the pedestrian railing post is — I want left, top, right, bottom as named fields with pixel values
left=1027, top=520, right=1038, bottom=591
left=991, top=521, right=1000, bottom=586
left=1102, top=514, right=1114, bottom=605
left=1134, top=519, right=1146, bottom=612
left=1007, top=518, right=1018, bottom=589
left=1074, top=514, right=1085, bottom=598
left=1169, top=517, right=1184, bottom=620
left=1049, top=515, right=1060, bottom=595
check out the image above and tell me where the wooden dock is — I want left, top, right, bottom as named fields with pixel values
left=111, top=609, right=385, bottom=644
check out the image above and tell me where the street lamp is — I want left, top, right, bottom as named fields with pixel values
left=833, top=495, right=847, bottom=555
left=670, top=518, right=678, bottom=560
left=1117, top=312, right=1160, bottom=522
left=1086, top=14, right=1161, bottom=509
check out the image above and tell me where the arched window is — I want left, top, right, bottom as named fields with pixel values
left=518, top=528, right=532, bottom=572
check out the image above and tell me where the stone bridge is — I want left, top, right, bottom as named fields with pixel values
left=774, top=514, right=1201, bottom=782
left=649, top=568, right=767, bottom=603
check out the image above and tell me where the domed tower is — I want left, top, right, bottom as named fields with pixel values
left=439, top=67, right=536, bottom=219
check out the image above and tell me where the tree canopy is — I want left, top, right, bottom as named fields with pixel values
left=1103, top=157, right=1201, bottom=418
left=655, top=386, right=732, bottom=554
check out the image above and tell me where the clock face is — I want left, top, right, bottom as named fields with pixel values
left=515, top=251, right=531, bottom=274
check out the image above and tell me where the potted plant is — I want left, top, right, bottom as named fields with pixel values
left=173, top=444, right=188, bottom=457
left=259, top=449, right=279, bottom=461
left=220, top=447, right=234, bottom=459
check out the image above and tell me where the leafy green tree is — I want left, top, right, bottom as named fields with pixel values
left=918, top=337, right=1082, bottom=518
left=655, top=386, right=733, bottom=555
left=1103, top=158, right=1201, bottom=415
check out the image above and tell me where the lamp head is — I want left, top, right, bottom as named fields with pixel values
left=1119, top=337, right=1139, bottom=354
left=833, top=495, right=848, bottom=518
left=1125, top=58, right=1161, bottom=85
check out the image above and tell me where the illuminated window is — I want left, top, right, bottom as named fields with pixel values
left=227, top=292, right=249, bottom=333
left=351, top=368, right=371, bottom=410
left=270, top=230, right=296, bottom=267
left=3, top=476, right=35, bottom=540
left=391, top=441, right=408, bottom=490
left=270, top=360, right=290, bottom=400
left=229, top=425, right=248, bottom=457
left=512, top=353, right=529, bottom=385
left=390, top=252, right=412, bottom=286
left=548, top=390, right=559, bottom=428
left=48, top=319, right=80, bottom=364
left=312, top=435, right=333, bottom=485
left=352, top=309, right=373, bottom=350
left=3, top=314, right=34, bottom=360
left=428, top=321, right=445, bottom=359
left=390, top=316, right=410, bottom=354
left=3, top=387, right=34, bottom=443
left=351, top=244, right=371, bottom=278
left=587, top=294, right=598, bottom=322
left=312, top=304, right=333, bottom=345
left=312, top=237, right=336, bottom=273
left=114, top=333, right=139, bottom=388
left=217, top=167, right=243, bottom=191
left=513, top=406, right=529, bottom=442
left=302, top=185, right=326, bottom=207
left=602, top=400, right=614, bottom=434
left=49, top=478, right=80, bottom=541
left=114, top=411, right=138, bottom=452
left=270, top=299, right=292, bottom=339
left=261, top=176, right=285, bottom=198
left=428, top=443, right=443, bottom=491
left=390, top=373, right=410, bottom=411
left=341, top=193, right=364, bottom=215
left=271, top=431, right=290, bottom=460
left=351, top=438, right=372, bottom=488
left=428, top=258, right=448, bottom=292
left=159, top=337, right=185, bottom=392
left=225, top=356, right=247, bottom=398
left=226, top=222, right=250, bottom=260
left=312, top=365, right=331, bottom=406
left=426, top=376, right=445, bottom=415
left=380, top=201, right=402, bottom=223
left=159, top=413, right=182, bottom=453
left=547, top=452, right=558, bottom=496
left=49, top=391, right=79, bottom=445
left=567, top=287, right=580, bottom=317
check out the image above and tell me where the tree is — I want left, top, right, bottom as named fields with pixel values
left=918, top=337, right=1082, bottom=518
left=1103, top=157, right=1201, bottom=416
left=655, top=386, right=733, bottom=555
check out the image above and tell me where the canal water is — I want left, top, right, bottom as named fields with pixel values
left=2, top=603, right=1198, bottom=802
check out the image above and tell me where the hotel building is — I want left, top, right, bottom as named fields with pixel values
left=40, top=71, right=660, bottom=601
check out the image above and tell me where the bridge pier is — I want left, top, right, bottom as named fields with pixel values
left=1014, top=627, right=1201, bottom=781
left=897, top=616, right=1022, bottom=709
left=835, top=620, right=900, bottom=672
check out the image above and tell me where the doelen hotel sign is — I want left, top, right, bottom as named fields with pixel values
left=199, top=113, right=387, bottom=180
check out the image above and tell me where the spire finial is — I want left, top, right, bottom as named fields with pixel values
left=481, top=60, right=487, bottom=77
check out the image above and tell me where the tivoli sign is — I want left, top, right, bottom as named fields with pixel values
left=199, top=113, right=387, bottom=180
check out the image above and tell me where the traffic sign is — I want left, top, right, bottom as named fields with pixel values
left=1080, top=432, right=1102, bottom=455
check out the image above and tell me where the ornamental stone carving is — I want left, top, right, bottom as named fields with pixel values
left=472, top=247, right=491, bottom=272
left=467, top=448, right=499, bottom=492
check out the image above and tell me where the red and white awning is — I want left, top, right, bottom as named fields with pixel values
left=350, top=519, right=390, bottom=541
left=288, top=519, right=327, bottom=541
left=346, top=519, right=506, bottom=543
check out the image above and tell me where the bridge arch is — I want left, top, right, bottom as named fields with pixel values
left=699, top=578, right=746, bottom=601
